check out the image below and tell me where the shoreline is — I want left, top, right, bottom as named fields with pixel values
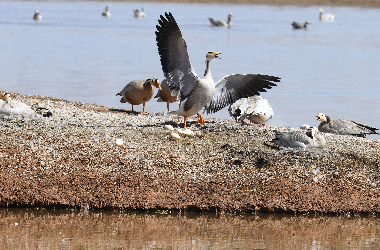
left=109, top=0, right=380, bottom=8
left=1, top=92, right=380, bottom=214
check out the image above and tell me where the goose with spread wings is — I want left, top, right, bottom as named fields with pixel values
left=155, top=12, right=280, bottom=128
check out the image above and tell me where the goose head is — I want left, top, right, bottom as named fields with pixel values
left=146, top=78, right=161, bottom=90
left=0, top=93, right=11, bottom=101
left=206, top=51, right=221, bottom=61
left=316, top=113, right=327, bottom=122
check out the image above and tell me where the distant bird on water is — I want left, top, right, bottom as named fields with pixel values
left=154, top=79, right=180, bottom=112
left=229, top=95, right=273, bottom=125
left=156, top=12, right=280, bottom=128
left=292, top=21, right=311, bottom=29
left=33, top=10, right=42, bottom=21
left=134, top=7, right=146, bottom=18
left=271, top=127, right=326, bottom=149
left=102, top=5, right=111, bottom=18
left=317, top=113, right=378, bottom=137
left=319, top=8, right=335, bottom=21
left=116, top=78, right=161, bottom=114
left=209, top=13, right=233, bottom=28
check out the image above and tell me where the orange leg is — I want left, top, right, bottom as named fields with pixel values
left=249, top=116, right=252, bottom=125
left=183, top=115, right=188, bottom=129
left=141, top=103, right=148, bottom=114
left=197, top=113, right=205, bottom=124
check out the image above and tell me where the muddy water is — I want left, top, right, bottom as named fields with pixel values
left=1, top=208, right=379, bottom=249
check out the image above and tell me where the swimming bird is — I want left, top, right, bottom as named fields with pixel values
left=209, top=13, right=233, bottom=28
left=156, top=12, right=280, bottom=128
left=316, top=113, right=378, bottom=137
left=319, top=8, right=335, bottom=21
left=116, top=78, right=161, bottom=114
left=271, top=127, right=326, bottom=149
left=102, top=5, right=111, bottom=18
left=292, top=21, right=311, bottom=29
left=33, top=10, right=42, bottom=21
left=154, top=79, right=180, bottom=112
left=229, top=95, right=273, bottom=125
left=134, top=7, right=146, bottom=18
left=0, top=93, right=52, bottom=117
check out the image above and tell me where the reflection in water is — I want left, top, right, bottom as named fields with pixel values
left=0, top=208, right=379, bottom=249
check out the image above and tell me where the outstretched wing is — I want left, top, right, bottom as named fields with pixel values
left=204, top=74, right=280, bottom=114
left=155, top=12, right=199, bottom=102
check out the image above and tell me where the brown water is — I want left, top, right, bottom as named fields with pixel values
left=1, top=208, right=379, bottom=249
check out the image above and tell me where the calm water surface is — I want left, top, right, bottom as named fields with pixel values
left=1, top=1, right=379, bottom=133
left=1, top=208, right=380, bottom=249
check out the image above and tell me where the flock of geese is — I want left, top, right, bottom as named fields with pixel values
left=3, top=8, right=379, bottom=149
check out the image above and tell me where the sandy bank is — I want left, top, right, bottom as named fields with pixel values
left=1, top=92, right=380, bottom=214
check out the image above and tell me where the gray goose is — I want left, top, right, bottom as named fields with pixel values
left=102, top=5, right=111, bottom=18
left=155, top=12, right=280, bottom=128
left=271, top=127, right=326, bottom=149
left=292, top=21, right=311, bottom=29
left=317, top=113, right=378, bottom=137
left=209, top=13, right=233, bottom=28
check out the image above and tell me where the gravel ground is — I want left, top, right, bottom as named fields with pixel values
left=1, top=92, right=380, bottom=214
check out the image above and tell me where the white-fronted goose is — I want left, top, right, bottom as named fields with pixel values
left=116, top=78, right=161, bottom=114
left=33, top=10, right=42, bottom=21
left=292, top=21, right=311, bottom=29
left=154, top=79, right=179, bottom=111
left=317, top=113, right=378, bottom=137
left=155, top=12, right=280, bottom=128
left=102, top=5, right=111, bottom=18
left=319, top=9, right=335, bottom=21
left=271, top=127, right=326, bottom=149
left=229, top=95, right=273, bottom=125
left=209, top=13, right=233, bottom=28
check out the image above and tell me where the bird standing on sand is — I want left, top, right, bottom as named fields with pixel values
left=209, top=13, right=233, bottom=28
left=155, top=12, right=280, bottom=128
left=229, top=95, right=273, bottom=125
left=154, top=79, right=180, bottom=112
left=317, top=113, right=378, bottom=137
left=33, top=10, right=42, bottom=21
left=292, top=21, right=311, bottom=29
left=102, top=5, right=111, bottom=18
left=319, top=8, right=335, bottom=21
left=271, top=127, right=326, bottom=149
left=116, top=78, right=161, bottom=114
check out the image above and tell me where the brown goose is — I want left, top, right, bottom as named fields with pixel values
left=116, top=78, right=161, bottom=114
left=155, top=12, right=280, bottom=128
left=317, top=113, right=378, bottom=137
left=154, top=79, right=179, bottom=111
